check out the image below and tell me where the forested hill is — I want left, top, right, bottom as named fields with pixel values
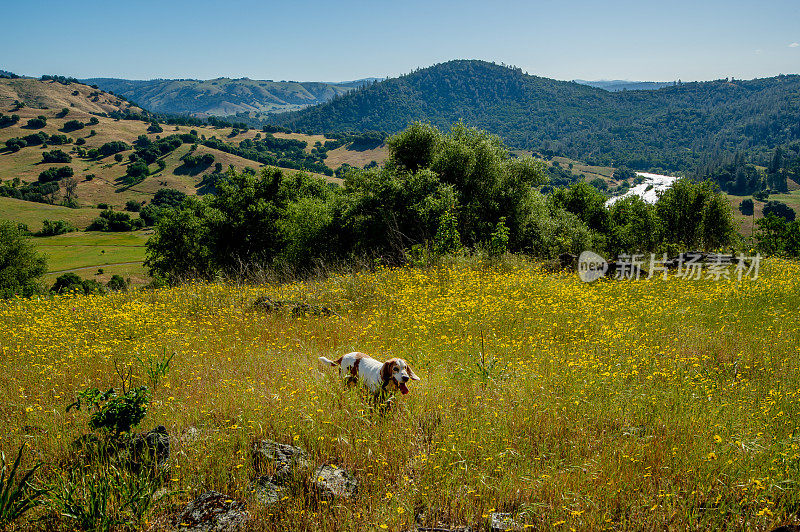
left=272, top=60, right=800, bottom=172
left=81, top=77, right=372, bottom=117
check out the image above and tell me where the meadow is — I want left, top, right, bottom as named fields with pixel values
left=1, top=257, right=799, bottom=530
left=35, top=231, right=149, bottom=287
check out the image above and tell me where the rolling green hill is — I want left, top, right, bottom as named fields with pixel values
left=0, top=78, right=352, bottom=209
left=82, top=77, right=376, bottom=117
left=273, top=60, right=800, bottom=172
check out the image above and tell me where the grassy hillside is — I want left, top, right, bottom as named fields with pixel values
left=82, top=77, right=366, bottom=117
left=0, top=77, right=143, bottom=115
left=0, top=79, right=383, bottom=289
left=37, top=231, right=149, bottom=285
left=273, top=60, right=800, bottom=172
left=727, top=188, right=800, bottom=236
left=2, top=258, right=799, bottom=530
left=0, top=196, right=101, bottom=231
left=0, top=78, right=344, bottom=210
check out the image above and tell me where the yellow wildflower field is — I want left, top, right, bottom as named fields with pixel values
left=1, top=257, right=799, bottom=530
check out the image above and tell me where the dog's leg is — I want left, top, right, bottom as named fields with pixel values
left=346, top=358, right=361, bottom=387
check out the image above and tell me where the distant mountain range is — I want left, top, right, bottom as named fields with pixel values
left=271, top=60, right=800, bottom=172
left=573, top=79, right=676, bottom=91
left=81, top=77, right=380, bottom=117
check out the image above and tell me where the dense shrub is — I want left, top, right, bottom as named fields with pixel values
left=106, top=275, right=129, bottom=291
left=97, top=141, right=129, bottom=157
left=613, top=166, right=637, bottom=181
left=763, top=200, right=796, bottom=222
left=0, top=113, right=20, bottom=127
left=181, top=153, right=214, bottom=168
left=38, top=166, right=74, bottom=183
left=5, top=138, right=26, bottom=152
left=62, top=120, right=84, bottom=132
left=0, top=180, right=60, bottom=204
left=42, top=150, right=71, bottom=163
left=22, top=132, right=48, bottom=146
left=26, top=117, right=46, bottom=129
left=47, top=134, right=69, bottom=145
left=152, top=188, right=186, bottom=208
left=36, top=219, right=74, bottom=236
left=88, top=210, right=144, bottom=232
left=0, top=220, right=47, bottom=298
left=125, top=161, right=150, bottom=182
left=51, top=273, right=105, bottom=295
left=739, top=198, right=755, bottom=216
left=755, top=214, right=800, bottom=257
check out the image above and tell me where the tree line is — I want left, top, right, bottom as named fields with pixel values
left=145, top=122, right=738, bottom=282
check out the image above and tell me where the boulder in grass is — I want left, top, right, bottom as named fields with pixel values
left=249, top=475, right=285, bottom=505
left=313, top=464, right=358, bottom=499
left=131, top=425, right=170, bottom=470
left=175, top=491, right=249, bottom=531
left=489, top=512, right=521, bottom=532
left=252, top=439, right=310, bottom=482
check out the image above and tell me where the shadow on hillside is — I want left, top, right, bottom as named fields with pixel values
left=195, top=173, right=221, bottom=195
left=173, top=162, right=211, bottom=177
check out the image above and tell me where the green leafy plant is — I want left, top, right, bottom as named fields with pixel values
left=474, top=330, right=496, bottom=389
left=434, top=209, right=461, bottom=255
left=134, top=349, right=174, bottom=392
left=67, top=386, right=150, bottom=435
left=488, top=217, right=510, bottom=257
left=0, top=444, right=47, bottom=527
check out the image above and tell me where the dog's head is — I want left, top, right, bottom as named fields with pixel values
left=380, top=357, right=420, bottom=395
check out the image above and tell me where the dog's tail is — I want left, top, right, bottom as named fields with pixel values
left=319, top=356, right=342, bottom=367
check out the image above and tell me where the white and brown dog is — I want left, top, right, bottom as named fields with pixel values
left=319, top=352, right=420, bottom=395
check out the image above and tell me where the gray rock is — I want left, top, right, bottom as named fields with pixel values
left=313, top=464, right=357, bottom=499
left=249, top=475, right=285, bottom=505
left=131, top=425, right=170, bottom=470
left=252, top=297, right=339, bottom=318
left=175, top=491, right=249, bottom=531
left=489, top=512, right=520, bottom=532
left=252, top=439, right=310, bottom=483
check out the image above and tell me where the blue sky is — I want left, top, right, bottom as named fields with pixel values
left=2, top=0, right=798, bottom=82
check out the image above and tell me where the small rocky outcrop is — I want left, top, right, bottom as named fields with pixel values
left=252, top=296, right=340, bottom=318
left=313, top=464, right=358, bottom=499
left=131, top=425, right=170, bottom=470
left=251, top=439, right=310, bottom=481
left=174, top=491, right=249, bottom=531
left=249, top=475, right=285, bottom=505
left=249, top=439, right=357, bottom=506
left=488, top=512, right=521, bottom=532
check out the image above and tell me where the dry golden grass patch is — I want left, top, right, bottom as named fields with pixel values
left=324, top=144, right=389, bottom=170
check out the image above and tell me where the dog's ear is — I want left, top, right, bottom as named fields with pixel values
left=380, top=359, right=395, bottom=384
left=406, top=363, right=421, bottom=381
